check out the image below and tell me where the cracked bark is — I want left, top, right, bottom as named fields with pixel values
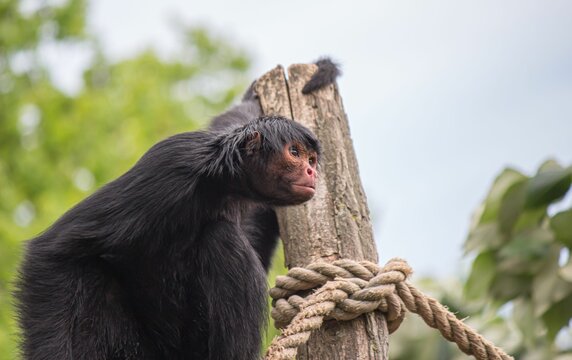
left=255, top=63, right=388, bottom=359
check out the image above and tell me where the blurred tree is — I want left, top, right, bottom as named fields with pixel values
left=0, top=0, right=250, bottom=358
left=390, top=160, right=572, bottom=360
left=464, top=159, right=572, bottom=359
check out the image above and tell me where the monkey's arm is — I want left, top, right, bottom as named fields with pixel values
left=241, top=206, right=280, bottom=272
left=198, top=220, right=267, bottom=360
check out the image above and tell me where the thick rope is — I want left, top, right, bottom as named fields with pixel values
left=265, top=258, right=513, bottom=360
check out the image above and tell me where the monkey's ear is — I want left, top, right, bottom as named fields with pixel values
left=245, top=131, right=261, bottom=155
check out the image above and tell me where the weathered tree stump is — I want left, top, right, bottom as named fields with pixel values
left=255, top=63, right=388, bottom=359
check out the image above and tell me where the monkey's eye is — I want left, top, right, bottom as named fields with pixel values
left=289, top=145, right=300, bottom=157
left=309, top=156, right=317, bottom=166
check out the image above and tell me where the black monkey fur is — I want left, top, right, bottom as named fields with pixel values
left=301, top=57, right=341, bottom=94
left=16, top=58, right=340, bottom=360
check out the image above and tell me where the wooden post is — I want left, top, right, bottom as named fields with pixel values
left=255, top=63, right=389, bottom=359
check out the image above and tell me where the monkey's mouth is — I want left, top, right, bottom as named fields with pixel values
left=291, top=184, right=316, bottom=197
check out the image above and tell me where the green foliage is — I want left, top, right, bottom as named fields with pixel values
left=0, top=0, right=85, bottom=53
left=464, top=160, right=572, bottom=357
left=263, top=246, right=288, bottom=352
left=0, top=0, right=251, bottom=358
left=392, top=160, right=572, bottom=359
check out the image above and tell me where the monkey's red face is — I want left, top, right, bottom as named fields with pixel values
left=245, top=141, right=319, bottom=206
left=280, top=142, right=318, bottom=202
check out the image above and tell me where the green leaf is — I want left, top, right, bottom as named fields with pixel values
left=490, top=273, right=532, bottom=301
left=464, top=251, right=496, bottom=300
left=513, top=206, right=547, bottom=233
left=560, top=260, right=572, bottom=282
left=498, top=180, right=527, bottom=235
left=542, top=293, right=572, bottom=340
left=497, top=228, right=553, bottom=275
left=537, top=159, right=564, bottom=173
left=465, top=223, right=504, bottom=253
left=551, top=209, right=572, bottom=247
left=490, top=273, right=532, bottom=303
left=532, top=245, right=572, bottom=316
left=513, top=299, right=537, bottom=349
left=478, top=168, right=527, bottom=224
left=525, top=169, right=571, bottom=208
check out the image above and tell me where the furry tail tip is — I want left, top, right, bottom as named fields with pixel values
left=301, top=57, right=341, bottom=95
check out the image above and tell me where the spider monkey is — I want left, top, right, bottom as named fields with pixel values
left=16, top=58, right=340, bottom=360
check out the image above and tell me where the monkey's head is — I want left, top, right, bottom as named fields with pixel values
left=239, top=116, right=320, bottom=206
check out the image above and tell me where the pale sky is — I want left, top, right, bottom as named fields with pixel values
left=52, top=0, right=572, bottom=276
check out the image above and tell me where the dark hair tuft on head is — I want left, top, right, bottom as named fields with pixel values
left=244, top=116, right=320, bottom=157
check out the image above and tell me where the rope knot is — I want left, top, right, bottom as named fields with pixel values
left=270, top=258, right=410, bottom=330
left=266, top=258, right=513, bottom=360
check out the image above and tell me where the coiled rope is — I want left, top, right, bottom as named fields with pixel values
left=265, top=258, right=513, bottom=360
